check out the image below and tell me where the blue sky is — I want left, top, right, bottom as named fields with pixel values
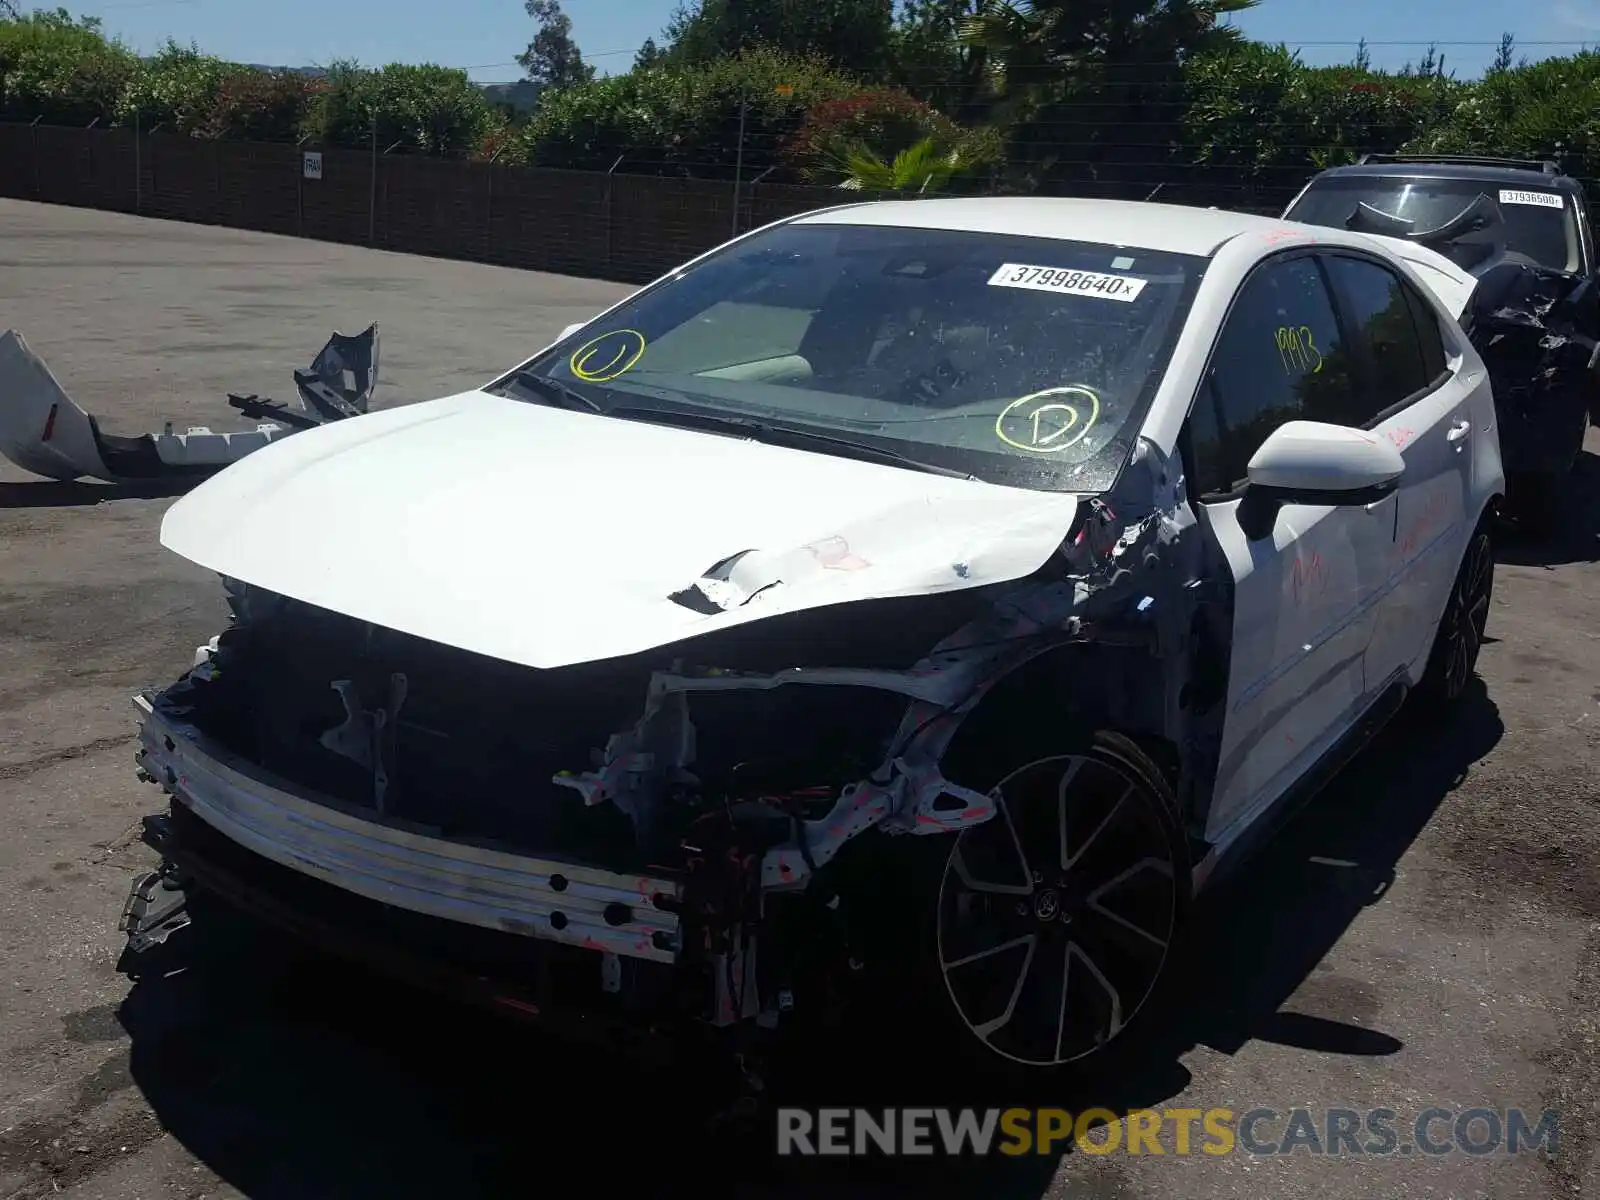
left=64, top=0, right=1600, bottom=81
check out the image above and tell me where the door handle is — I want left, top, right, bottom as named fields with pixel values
left=1446, top=419, right=1472, bottom=443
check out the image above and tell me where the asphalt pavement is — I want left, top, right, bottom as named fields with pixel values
left=0, top=198, right=1594, bottom=1200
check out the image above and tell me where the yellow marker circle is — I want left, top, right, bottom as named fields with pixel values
left=570, top=329, right=646, bottom=383
left=994, top=385, right=1101, bottom=454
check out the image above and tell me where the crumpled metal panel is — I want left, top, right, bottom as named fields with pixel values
left=0, top=325, right=378, bottom=484
left=1467, top=262, right=1599, bottom=475
left=293, top=324, right=380, bottom=420
left=553, top=442, right=1204, bottom=895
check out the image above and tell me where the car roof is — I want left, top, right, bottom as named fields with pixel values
left=790, top=197, right=1296, bottom=258
left=1308, top=162, right=1581, bottom=191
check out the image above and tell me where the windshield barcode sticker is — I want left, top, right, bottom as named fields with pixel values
left=1499, top=189, right=1564, bottom=209
left=988, top=264, right=1148, bottom=301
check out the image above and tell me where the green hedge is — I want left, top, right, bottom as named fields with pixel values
left=0, top=9, right=137, bottom=125
left=0, top=10, right=506, bottom=156
left=1408, top=51, right=1600, bottom=179
left=1, top=8, right=1595, bottom=189
left=306, top=61, right=506, bottom=157
left=517, top=48, right=862, bottom=174
left=1181, top=43, right=1464, bottom=181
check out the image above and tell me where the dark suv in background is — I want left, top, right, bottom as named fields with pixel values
left=1284, top=154, right=1599, bottom=528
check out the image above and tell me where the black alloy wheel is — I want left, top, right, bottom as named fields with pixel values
left=934, top=749, right=1182, bottom=1067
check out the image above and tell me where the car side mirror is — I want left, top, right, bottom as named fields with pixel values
left=1238, top=420, right=1404, bottom=539
left=558, top=321, right=586, bottom=342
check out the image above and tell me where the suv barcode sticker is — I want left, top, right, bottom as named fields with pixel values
left=988, top=263, right=1148, bottom=301
left=1499, top=189, right=1564, bottom=209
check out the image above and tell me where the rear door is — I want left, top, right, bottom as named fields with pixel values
left=1188, top=252, right=1397, bottom=841
left=1319, top=251, right=1473, bottom=688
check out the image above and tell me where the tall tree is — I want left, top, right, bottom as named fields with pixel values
left=891, top=0, right=988, bottom=113
left=1400, top=42, right=1447, bottom=78
left=517, top=0, right=594, bottom=90
left=659, top=0, right=896, bottom=76
left=1492, top=32, right=1516, bottom=73
left=958, top=0, right=1259, bottom=190
left=634, top=37, right=666, bottom=69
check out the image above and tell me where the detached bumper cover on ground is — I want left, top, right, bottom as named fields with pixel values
left=0, top=324, right=379, bottom=482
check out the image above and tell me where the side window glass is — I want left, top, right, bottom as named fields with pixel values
left=1196, top=257, right=1354, bottom=494
left=1187, top=379, right=1229, bottom=497
left=1402, top=282, right=1448, bottom=382
left=1324, top=255, right=1431, bottom=418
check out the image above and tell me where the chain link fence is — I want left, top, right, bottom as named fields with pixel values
left=0, top=119, right=1305, bottom=283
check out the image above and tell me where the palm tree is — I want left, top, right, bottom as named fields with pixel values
left=834, top=137, right=969, bottom=192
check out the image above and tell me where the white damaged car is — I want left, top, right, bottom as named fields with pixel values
left=122, top=197, right=1502, bottom=1087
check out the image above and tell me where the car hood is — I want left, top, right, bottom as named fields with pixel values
left=160, top=390, right=1082, bottom=669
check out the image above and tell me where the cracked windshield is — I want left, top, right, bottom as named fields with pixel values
left=1286, top=175, right=1581, bottom=272
left=513, top=222, right=1205, bottom=492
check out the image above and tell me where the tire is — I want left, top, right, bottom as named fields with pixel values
left=1412, top=517, right=1494, bottom=709
left=845, top=720, right=1192, bottom=1095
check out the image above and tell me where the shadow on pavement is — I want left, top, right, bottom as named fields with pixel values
left=1163, top=680, right=1502, bottom=1060
left=0, top=476, right=202, bottom=508
left=1495, top=450, right=1600, bottom=568
left=115, top=684, right=1502, bottom=1199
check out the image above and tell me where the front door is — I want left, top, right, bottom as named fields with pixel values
left=1187, top=252, right=1396, bottom=842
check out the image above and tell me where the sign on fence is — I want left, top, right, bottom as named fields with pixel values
left=302, top=151, right=323, bottom=180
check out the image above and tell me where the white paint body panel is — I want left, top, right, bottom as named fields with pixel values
left=148, top=198, right=1504, bottom=893
left=1133, top=222, right=1465, bottom=458
left=1366, top=237, right=1478, bottom=321
left=1204, top=492, right=1390, bottom=836
left=1196, top=237, right=1501, bottom=845
left=1246, top=420, right=1405, bottom=492
left=159, top=389, right=1081, bottom=669
left=1368, top=340, right=1495, bottom=690
left=794, top=196, right=1295, bottom=257
left=0, top=328, right=115, bottom=481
